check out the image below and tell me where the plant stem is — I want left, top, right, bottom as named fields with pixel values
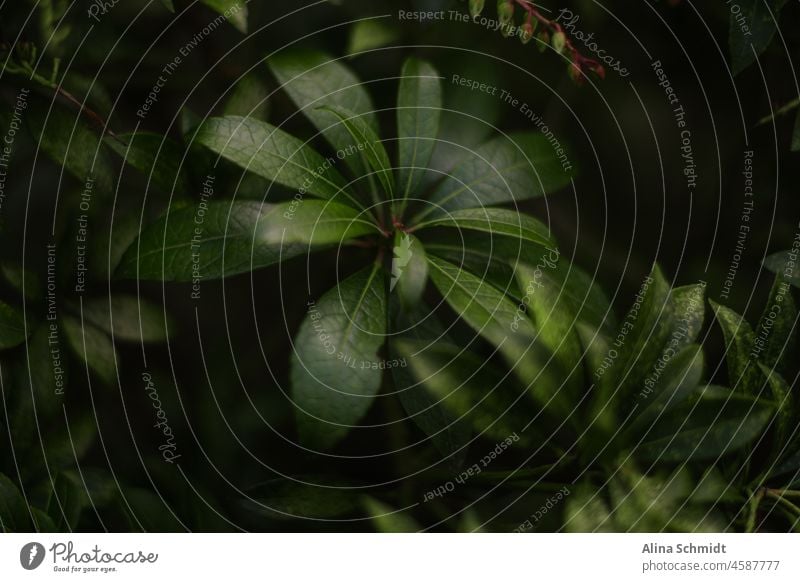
left=510, top=0, right=605, bottom=79
left=765, top=490, right=800, bottom=515
left=745, top=488, right=765, bottom=533
left=766, top=488, right=800, bottom=500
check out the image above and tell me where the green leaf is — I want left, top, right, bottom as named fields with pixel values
left=159, top=0, right=175, bottom=12
left=758, top=363, right=793, bottom=448
left=710, top=300, right=762, bottom=393
left=624, top=345, right=704, bottom=441
left=427, top=255, right=556, bottom=409
left=116, top=201, right=312, bottom=281
left=0, top=300, right=28, bottom=350
left=2, top=264, right=42, bottom=302
left=243, top=479, right=358, bottom=520
left=414, top=207, right=555, bottom=250
left=199, top=0, right=247, bottom=33
left=26, top=100, right=114, bottom=194
left=396, top=57, right=441, bottom=203
left=605, top=266, right=674, bottom=402
left=79, top=295, right=171, bottom=343
left=347, top=20, right=400, bottom=56
left=0, top=473, right=30, bottom=532
left=588, top=266, right=672, bottom=447
left=424, top=239, right=524, bottom=303
left=62, top=316, right=118, bottom=384
left=46, top=471, right=89, bottom=531
left=729, top=0, right=787, bottom=75
left=320, top=106, right=394, bottom=198
left=754, top=277, right=797, bottom=375
left=390, top=306, right=471, bottom=465
left=667, top=284, right=706, bottom=350
left=31, top=508, right=58, bottom=532
left=105, top=132, right=190, bottom=195
left=392, top=233, right=428, bottom=308
left=636, top=386, right=773, bottom=462
left=223, top=73, right=270, bottom=121
left=194, top=116, right=354, bottom=205
left=268, top=50, right=377, bottom=176
left=394, top=338, right=530, bottom=443
left=424, top=59, right=503, bottom=185
left=363, top=497, right=419, bottom=532
left=260, top=200, right=379, bottom=246
left=764, top=250, right=800, bottom=288
left=416, top=133, right=574, bottom=221
left=10, top=325, right=65, bottom=450
left=514, top=261, right=584, bottom=401
left=291, top=264, right=387, bottom=448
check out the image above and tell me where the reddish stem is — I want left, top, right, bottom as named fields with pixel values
left=511, top=0, right=605, bottom=81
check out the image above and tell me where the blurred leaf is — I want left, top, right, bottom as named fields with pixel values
left=268, top=50, right=377, bottom=177
left=62, top=316, right=117, bottom=384
left=321, top=106, right=394, bottom=198
left=597, top=266, right=673, bottom=420
left=26, top=100, right=113, bottom=193
left=80, top=295, right=171, bottom=343
left=396, top=57, right=441, bottom=203
left=243, top=480, right=358, bottom=520
left=567, top=465, right=726, bottom=532
left=105, top=132, right=190, bottom=195
left=10, top=325, right=65, bottom=449
left=624, top=345, right=704, bottom=442
left=122, top=488, right=185, bottom=532
left=391, top=305, right=470, bottom=464
left=417, top=133, right=574, bottom=221
left=515, top=261, right=584, bottom=403
left=2, top=264, right=42, bottom=302
left=427, top=255, right=551, bottom=405
left=31, top=508, right=58, bottom=532
left=200, top=0, right=247, bottom=33
left=223, top=73, right=270, bottom=121
left=347, top=19, right=400, bottom=56
left=291, top=264, right=387, bottom=448
left=116, top=201, right=312, bottom=281
left=425, top=59, right=503, bottom=182
left=395, top=338, right=530, bottom=443
left=160, top=0, right=175, bottom=12
left=764, top=250, right=800, bottom=288
left=195, top=116, right=354, bottom=204
left=0, top=473, right=30, bottom=532
left=363, top=497, right=419, bottom=532
left=0, top=299, right=28, bottom=350
left=729, top=0, right=787, bottom=75
left=636, top=386, right=773, bottom=462
left=46, top=471, right=89, bottom=531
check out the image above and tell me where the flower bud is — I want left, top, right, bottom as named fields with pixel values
left=552, top=31, right=566, bottom=54
left=567, top=61, right=582, bottom=83
left=469, top=0, right=485, bottom=18
left=536, top=31, right=550, bottom=53
left=520, top=22, right=534, bottom=44
left=497, top=0, right=514, bottom=26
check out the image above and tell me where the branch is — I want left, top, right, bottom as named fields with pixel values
left=510, top=1, right=605, bottom=82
